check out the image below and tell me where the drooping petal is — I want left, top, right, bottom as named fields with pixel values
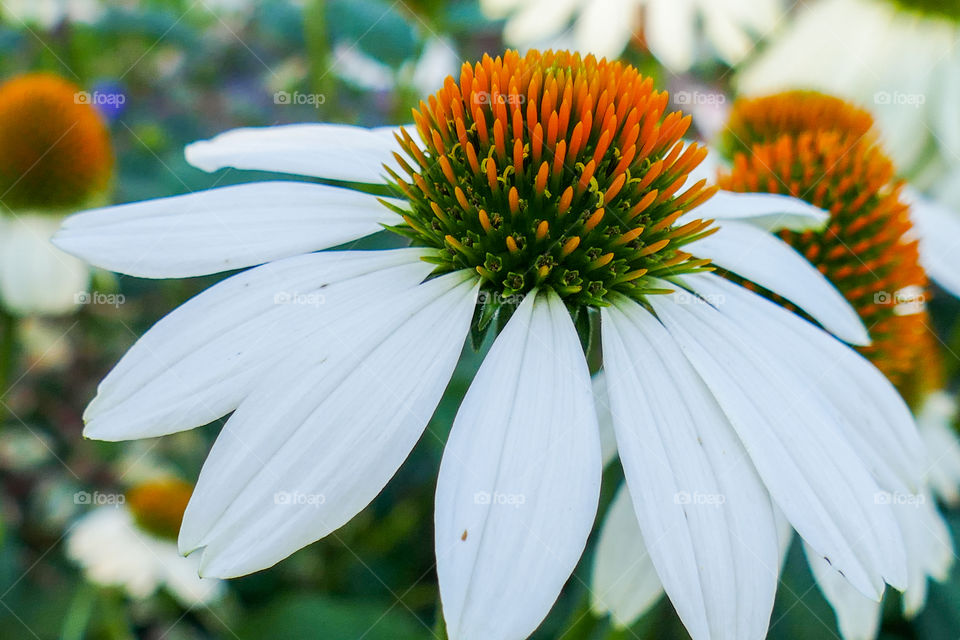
left=804, top=543, right=881, bottom=640
left=591, top=484, right=664, bottom=628
left=178, top=270, right=479, bottom=577
left=686, top=220, right=868, bottom=345
left=682, top=190, right=829, bottom=232
left=184, top=124, right=405, bottom=184
left=904, top=190, right=960, bottom=299
left=647, top=286, right=907, bottom=599
left=0, top=214, right=89, bottom=316
left=435, top=290, right=601, bottom=640
left=601, top=296, right=779, bottom=640
left=686, top=274, right=925, bottom=494
left=54, top=182, right=401, bottom=278
left=83, top=249, right=432, bottom=441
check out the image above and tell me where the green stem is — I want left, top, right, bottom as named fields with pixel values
left=560, top=597, right=604, bottom=639
left=0, top=308, right=17, bottom=417
left=60, top=583, right=97, bottom=640
left=99, top=589, right=136, bottom=640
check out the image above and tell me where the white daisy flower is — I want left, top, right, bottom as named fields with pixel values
left=917, top=391, right=960, bottom=506
left=737, top=0, right=960, bottom=177
left=0, top=0, right=102, bottom=29
left=0, top=73, right=112, bottom=316
left=66, top=479, right=224, bottom=607
left=592, top=89, right=955, bottom=639
left=482, top=0, right=788, bottom=73
left=55, top=50, right=920, bottom=640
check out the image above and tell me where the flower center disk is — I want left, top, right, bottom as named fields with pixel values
left=719, top=92, right=929, bottom=392
left=0, top=73, right=113, bottom=212
left=126, top=478, right=194, bottom=541
left=388, top=49, right=717, bottom=307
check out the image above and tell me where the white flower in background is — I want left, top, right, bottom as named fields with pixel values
left=67, top=479, right=224, bottom=607
left=0, top=0, right=102, bottom=28
left=55, top=50, right=922, bottom=640
left=332, top=37, right=459, bottom=96
left=738, top=0, right=960, bottom=177
left=482, top=0, right=787, bottom=73
left=591, top=89, right=959, bottom=640
left=0, top=73, right=112, bottom=316
left=917, top=392, right=960, bottom=506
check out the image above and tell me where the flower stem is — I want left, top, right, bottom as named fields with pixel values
left=60, top=583, right=96, bottom=640
left=0, top=308, right=17, bottom=419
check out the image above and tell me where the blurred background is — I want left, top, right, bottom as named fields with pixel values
left=0, top=0, right=959, bottom=638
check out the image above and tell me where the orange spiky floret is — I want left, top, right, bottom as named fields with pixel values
left=719, top=129, right=929, bottom=391
left=386, top=49, right=717, bottom=306
left=0, top=73, right=113, bottom=211
left=720, top=90, right=875, bottom=159
left=125, top=478, right=194, bottom=541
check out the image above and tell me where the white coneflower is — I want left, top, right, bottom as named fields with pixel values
left=0, top=0, right=102, bottom=29
left=56, top=50, right=922, bottom=640
left=0, top=73, right=112, bottom=316
left=737, top=0, right=960, bottom=178
left=67, top=479, right=224, bottom=607
left=593, top=89, right=958, bottom=640
left=482, top=0, right=787, bottom=73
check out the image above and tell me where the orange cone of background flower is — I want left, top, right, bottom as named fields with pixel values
left=0, top=72, right=113, bottom=315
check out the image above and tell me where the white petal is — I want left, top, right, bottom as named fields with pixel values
left=184, top=124, right=404, bottom=184
left=591, top=372, right=619, bottom=468
left=573, top=0, right=635, bottom=59
left=591, top=484, right=663, bottom=628
left=0, top=214, right=89, bottom=316
left=644, top=0, right=696, bottom=72
left=502, top=0, right=579, bottom=49
left=601, top=297, right=779, bottom=640
left=904, top=190, right=960, bottom=299
left=435, top=290, right=601, bottom=640
left=682, top=190, right=830, bottom=232
left=917, top=392, right=960, bottom=506
left=686, top=274, right=925, bottom=494
left=805, top=543, right=882, bottom=640
left=774, top=508, right=794, bottom=570
left=54, top=182, right=400, bottom=278
left=687, top=220, right=869, bottom=345
left=83, top=248, right=432, bottom=441
left=647, top=286, right=907, bottom=599
left=178, top=270, right=478, bottom=577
